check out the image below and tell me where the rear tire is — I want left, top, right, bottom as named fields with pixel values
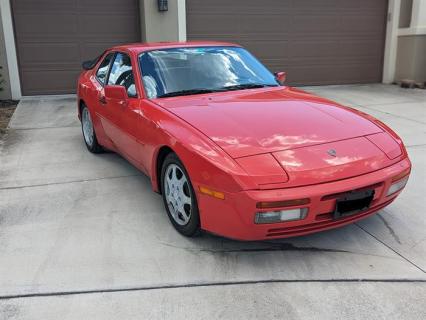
left=160, top=153, right=200, bottom=237
left=81, top=104, right=103, bottom=153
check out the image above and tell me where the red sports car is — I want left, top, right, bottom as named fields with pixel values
left=77, top=42, right=411, bottom=240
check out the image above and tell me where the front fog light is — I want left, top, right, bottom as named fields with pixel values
left=387, top=176, right=409, bottom=196
left=255, top=208, right=308, bottom=224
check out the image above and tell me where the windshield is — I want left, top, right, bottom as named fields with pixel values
left=139, top=46, right=279, bottom=98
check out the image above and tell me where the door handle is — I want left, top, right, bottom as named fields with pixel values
left=98, top=96, right=107, bottom=105
left=118, top=100, right=128, bottom=107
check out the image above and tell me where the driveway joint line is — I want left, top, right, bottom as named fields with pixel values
left=360, top=100, right=422, bottom=107
left=10, top=125, right=80, bottom=131
left=355, top=223, right=426, bottom=274
left=406, top=143, right=426, bottom=149
left=0, top=174, right=144, bottom=191
left=354, top=104, right=426, bottom=125
left=1, top=278, right=426, bottom=301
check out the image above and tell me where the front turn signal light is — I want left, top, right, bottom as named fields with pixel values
left=391, top=168, right=410, bottom=182
left=199, top=186, right=225, bottom=200
left=256, top=198, right=310, bottom=209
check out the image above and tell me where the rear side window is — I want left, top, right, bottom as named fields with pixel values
left=96, top=53, right=114, bottom=84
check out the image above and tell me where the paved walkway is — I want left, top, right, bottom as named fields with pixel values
left=0, top=85, right=425, bottom=319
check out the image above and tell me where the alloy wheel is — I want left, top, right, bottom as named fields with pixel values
left=163, top=163, right=192, bottom=226
left=82, top=107, right=94, bottom=147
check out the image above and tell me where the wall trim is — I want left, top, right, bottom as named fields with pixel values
left=0, top=0, right=21, bottom=99
left=398, top=27, right=426, bottom=36
left=382, top=0, right=401, bottom=84
left=177, top=0, right=187, bottom=41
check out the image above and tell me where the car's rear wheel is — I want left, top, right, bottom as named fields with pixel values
left=161, top=153, right=200, bottom=236
left=81, top=104, right=103, bottom=153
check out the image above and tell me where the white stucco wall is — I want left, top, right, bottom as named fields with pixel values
left=140, top=0, right=186, bottom=42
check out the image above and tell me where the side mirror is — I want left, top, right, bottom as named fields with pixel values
left=104, top=85, right=128, bottom=101
left=274, top=71, right=287, bottom=85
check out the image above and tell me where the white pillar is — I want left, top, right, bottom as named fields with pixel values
left=382, top=0, right=401, bottom=84
left=177, top=0, right=187, bottom=42
left=0, top=0, right=22, bottom=99
left=140, top=0, right=186, bottom=42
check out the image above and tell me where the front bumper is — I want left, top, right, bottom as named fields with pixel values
left=197, top=157, right=411, bottom=241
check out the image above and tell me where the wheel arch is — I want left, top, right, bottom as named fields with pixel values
left=78, top=99, right=86, bottom=120
left=154, top=145, right=175, bottom=194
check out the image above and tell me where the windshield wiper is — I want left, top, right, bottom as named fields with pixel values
left=157, top=83, right=278, bottom=98
left=158, top=88, right=222, bottom=98
left=219, top=83, right=278, bottom=91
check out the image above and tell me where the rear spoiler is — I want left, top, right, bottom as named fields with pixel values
left=81, top=52, right=105, bottom=70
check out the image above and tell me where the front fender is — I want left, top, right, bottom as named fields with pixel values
left=142, top=100, right=257, bottom=194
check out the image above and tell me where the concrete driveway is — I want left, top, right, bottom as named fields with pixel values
left=0, top=84, right=425, bottom=319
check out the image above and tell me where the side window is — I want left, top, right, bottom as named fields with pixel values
left=107, top=53, right=137, bottom=98
left=96, top=53, right=114, bottom=85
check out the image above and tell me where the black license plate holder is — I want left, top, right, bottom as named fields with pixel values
left=333, top=189, right=375, bottom=220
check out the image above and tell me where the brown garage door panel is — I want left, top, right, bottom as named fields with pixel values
left=187, top=0, right=388, bottom=85
left=12, top=0, right=141, bottom=95
left=21, top=70, right=82, bottom=95
left=17, top=43, right=80, bottom=66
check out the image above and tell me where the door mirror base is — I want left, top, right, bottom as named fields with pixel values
left=104, top=85, right=128, bottom=101
left=274, top=71, right=287, bottom=85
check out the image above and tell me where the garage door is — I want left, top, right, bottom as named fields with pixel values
left=187, top=0, right=388, bottom=85
left=11, top=0, right=140, bottom=95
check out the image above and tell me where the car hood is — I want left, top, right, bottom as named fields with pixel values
left=154, top=87, right=383, bottom=158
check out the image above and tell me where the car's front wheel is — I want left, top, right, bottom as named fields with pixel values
left=81, top=104, right=103, bottom=153
left=161, top=153, right=200, bottom=237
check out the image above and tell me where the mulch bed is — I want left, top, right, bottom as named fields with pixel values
left=0, top=100, right=19, bottom=137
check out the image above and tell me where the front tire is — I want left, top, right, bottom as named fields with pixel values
left=161, top=153, right=200, bottom=237
left=81, top=104, right=103, bottom=153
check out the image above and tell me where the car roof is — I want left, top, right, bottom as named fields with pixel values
left=110, top=41, right=241, bottom=54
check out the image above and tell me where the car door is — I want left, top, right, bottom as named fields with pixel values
left=93, top=51, right=118, bottom=143
left=104, top=52, right=145, bottom=167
